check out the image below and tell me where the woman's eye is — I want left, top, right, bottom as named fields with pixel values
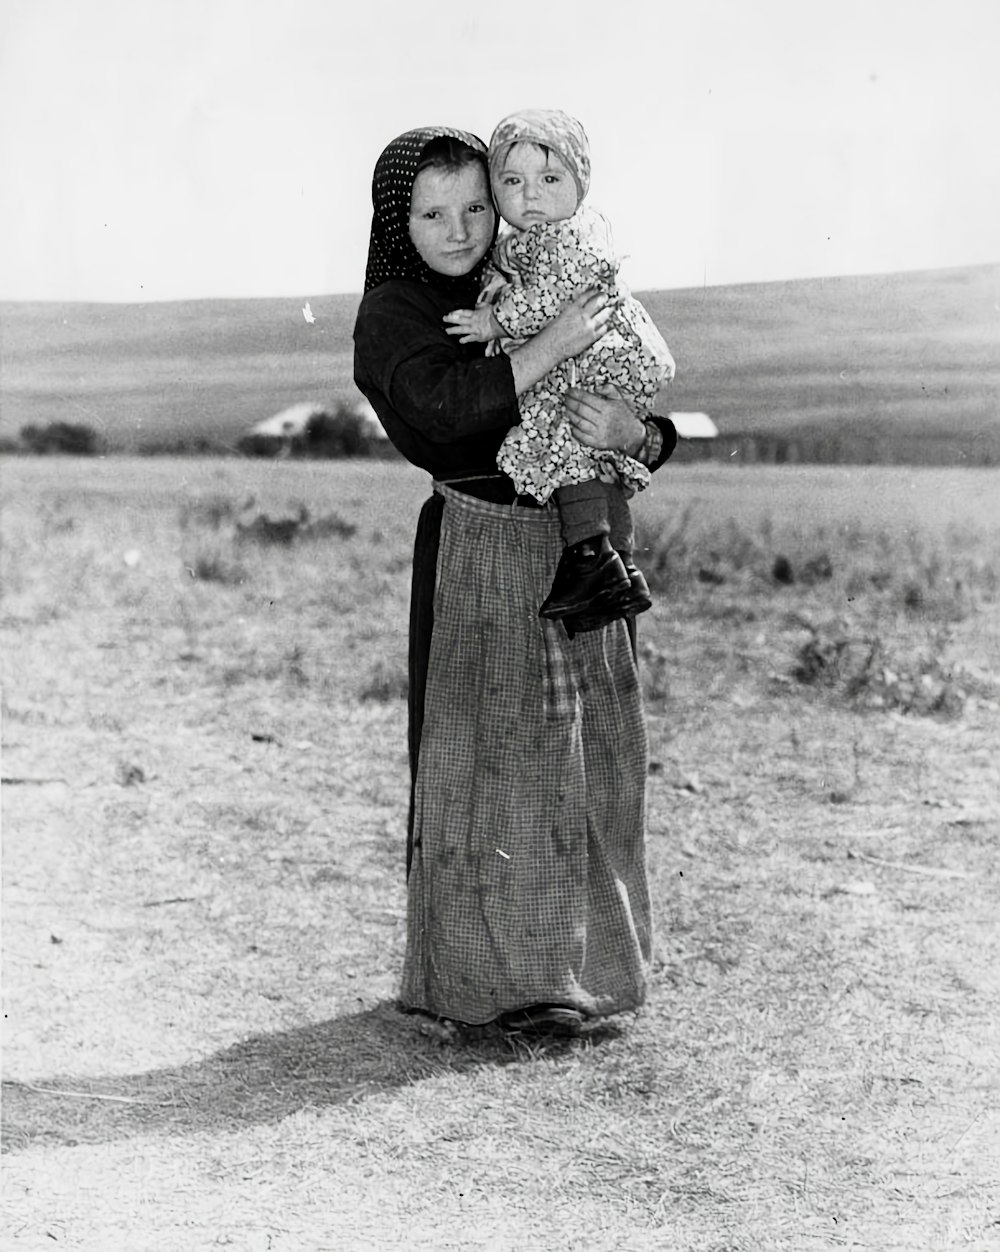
left=468, top=203, right=487, bottom=213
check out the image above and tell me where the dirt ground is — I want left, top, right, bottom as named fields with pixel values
left=2, top=458, right=999, bottom=1251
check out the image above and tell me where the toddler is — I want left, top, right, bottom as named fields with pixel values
left=445, top=108, right=674, bottom=627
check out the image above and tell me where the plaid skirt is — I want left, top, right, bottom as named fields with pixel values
left=400, top=483, right=651, bottom=1024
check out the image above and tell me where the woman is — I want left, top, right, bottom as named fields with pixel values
left=353, top=126, right=677, bottom=1037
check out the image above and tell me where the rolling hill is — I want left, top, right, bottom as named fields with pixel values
left=1, top=264, right=996, bottom=461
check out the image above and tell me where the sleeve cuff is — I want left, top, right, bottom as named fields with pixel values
left=637, top=420, right=664, bottom=466
left=643, top=416, right=678, bottom=469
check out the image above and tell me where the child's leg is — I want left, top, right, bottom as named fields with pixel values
left=539, top=481, right=629, bottom=619
left=553, top=480, right=611, bottom=548
left=603, top=483, right=652, bottom=618
left=605, top=485, right=635, bottom=556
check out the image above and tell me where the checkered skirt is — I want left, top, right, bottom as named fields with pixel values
left=400, top=484, right=652, bottom=1024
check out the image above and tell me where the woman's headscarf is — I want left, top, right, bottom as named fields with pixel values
left=363, top=126, right=495, bottom=303
left=488, top=109, right=591, bottom=208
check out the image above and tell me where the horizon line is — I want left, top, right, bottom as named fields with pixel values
left=1, top=260, right=996, bottom=308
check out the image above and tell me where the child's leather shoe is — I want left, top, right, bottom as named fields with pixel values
left=538, top=534, right=629, bottom=619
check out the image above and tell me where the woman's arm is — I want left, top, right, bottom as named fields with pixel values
left=355, top=282, right=527, bottom=445
left=355, top=281, right=613, bottom=443
left=506, top=289, right=613, bottom=395
left=491, top=214, right=617, bottom=341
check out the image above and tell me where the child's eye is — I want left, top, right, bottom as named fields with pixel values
left=468, top=203, right=488, bottom=213
left=543, top=174, right=562, bottom=184
left=502, top=176, right=521, bottom=186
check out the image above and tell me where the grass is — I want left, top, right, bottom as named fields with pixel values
left=2, top=457, right=999, bottom=1251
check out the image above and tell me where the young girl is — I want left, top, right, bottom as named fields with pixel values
left=445, top=108, right=675, bottom=628
left=354, top=127, right=677, bottom=1036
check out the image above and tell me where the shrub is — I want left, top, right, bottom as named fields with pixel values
left=186, top=553, right=246, bottom=585
left=234, top=505, right=356, bottom=546
left=236, top=402, right=388, bottom=460
left=20, top=422, right=101, bottom=455
left=358, top=659, right=408, bottom=702
left=638, top=640, right=671, bottom=705
left=304, top=407, right=376, bottom=458
left=140, top=436, right=231, bottom=456
left=180, top=495, right=240, bottom=531
left=792, top=620, right=989, bottom=718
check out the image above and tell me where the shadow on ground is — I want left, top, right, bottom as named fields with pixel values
left=2, top=1000, right=622, bottom=1151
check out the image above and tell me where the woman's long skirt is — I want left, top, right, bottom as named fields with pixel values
left=400, top=484, right=651, bottom=1024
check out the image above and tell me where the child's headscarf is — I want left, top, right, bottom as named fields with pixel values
left=488, top=109, right=591, bottom=208
left=363, top=126, right=495, bottom=304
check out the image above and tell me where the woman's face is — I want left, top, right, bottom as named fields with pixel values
left=408, top=162, right=495, bottom=277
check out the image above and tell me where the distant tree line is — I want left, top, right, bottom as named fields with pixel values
left=673, top=431, right=999, bottom=468
left=6, top=417, right=995, bottom=466
left=4, top=406, right=395, bottom=459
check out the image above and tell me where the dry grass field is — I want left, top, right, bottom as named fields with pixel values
left=2, top=456, right=1000, bottom=1251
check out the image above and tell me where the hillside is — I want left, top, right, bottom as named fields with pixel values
left=1, top=265, right=996, bottom=460
left=0, top=294, right=361, bottom=453
left=643, top=264, right=999, bottom=458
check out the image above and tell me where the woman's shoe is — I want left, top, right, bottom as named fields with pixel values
left=539, top=535, right=629, bottom=619
left=499, top=1004, right=586, bottom=1037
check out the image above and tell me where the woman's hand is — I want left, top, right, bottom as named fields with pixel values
left=546, top=288, right=614, bottom=359
left=507, top=288, right=613, bottom=397
left=565, top=385, right=646, bottom=456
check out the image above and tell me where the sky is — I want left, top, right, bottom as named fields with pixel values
left=1, top=0, right=998, bottom=303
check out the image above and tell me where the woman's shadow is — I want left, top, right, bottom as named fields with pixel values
left=3, top=1000, right=617, bottom=1152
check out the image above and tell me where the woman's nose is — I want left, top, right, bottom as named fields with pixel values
left=447, top=212, right=469, bottom=241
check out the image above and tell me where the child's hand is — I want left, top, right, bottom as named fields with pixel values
left=443, top=306, right=502, bottom=344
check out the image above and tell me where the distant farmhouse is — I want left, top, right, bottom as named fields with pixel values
left=670, top=412, right=718, bottom=442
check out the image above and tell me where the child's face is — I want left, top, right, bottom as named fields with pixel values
left=493, top=142, right=579, bottom=231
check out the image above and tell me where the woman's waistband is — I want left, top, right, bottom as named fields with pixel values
left=433, top=478, right=555, bottom=523
left=434, top=474, right=545, bottom=508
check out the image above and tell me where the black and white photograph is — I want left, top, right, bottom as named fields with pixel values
left=2, top=1, right=998, bottom=1248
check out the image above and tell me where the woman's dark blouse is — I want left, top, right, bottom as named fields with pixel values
left=353, top=279, right=677, bottom=480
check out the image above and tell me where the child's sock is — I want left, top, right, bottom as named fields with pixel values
left=554, top=480, right=612, bottom=549
left=605, top=485, right=635, bottom=557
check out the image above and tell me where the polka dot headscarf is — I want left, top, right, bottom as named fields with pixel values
left=488, top=109, right=591, bottom=207
left=363, top=126, right=495, bottom=303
